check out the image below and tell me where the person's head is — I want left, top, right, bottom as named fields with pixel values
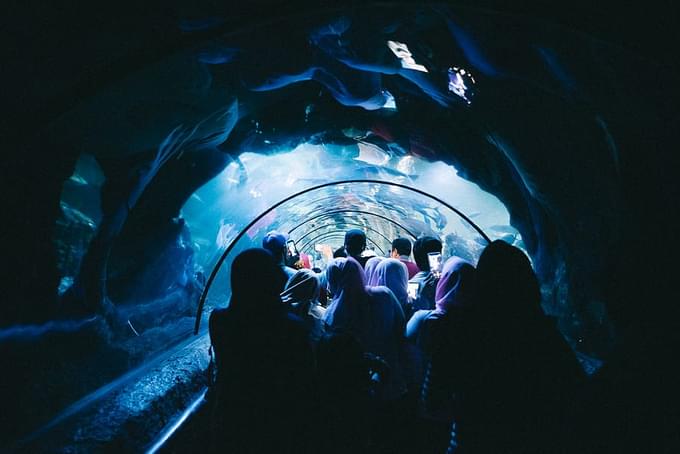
left=344, top=229, right=366, bottom=258
left=230, top=248, right=287, bottom=312
left=326, top=257, right=366, bottom=298
left=262, top=231, right=288, bottom=264
left=324, top=257, right=368, bottom=328
left=391, top=237, right=412, bottom=259
left=364, top=256, right=385, bottom=286
left=333, top=246, right=348, bottom=258
left=281, top=269, right=321, bottom=315
left=413, top=236, right=443, bottom=271
left=476, top=240, right=540, bottom=315
left=435, top=257, right=476, bottom=312
left=374, top=258, right=409, bottom=306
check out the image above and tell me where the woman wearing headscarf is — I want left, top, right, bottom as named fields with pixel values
left=323, top=257, right=406, bottom=400
left=458, top=240, right=584, bottom=453
left=363, top=255, right=384, bottom=286
left=208, top=248, right=315, bottom=453
left=406, top=257, right=475, bottom=342
left=282, top=268, right=326, bottom=344
left=402, top=256, right=476, bottom=446
left=372, top=258, right=409, bottom=311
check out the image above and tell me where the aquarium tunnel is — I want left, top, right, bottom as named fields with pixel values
left=2, top=1, right=678, bottom=452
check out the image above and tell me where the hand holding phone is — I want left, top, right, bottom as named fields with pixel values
left=407, top=282, right=419, bottom=300
left=428, top=252, right=443, bottom=277
left=287, top=240, right=297, bottom=256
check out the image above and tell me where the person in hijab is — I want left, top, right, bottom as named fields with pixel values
left=282, top=269, right=326, bottom=344
left=363, top=255, right=384, bottom=286
left=405, top=260, right=475, bottom=401
left=401, top=257, right=477, bottom=453
left=406, top=257, right=475, bottom=340
left=208, top=248, right=315, bottom=453
left=323, top=257, right=406, bottom=400
left=457, top=240, right=584, bottom=453
left=372, top=258, right=409, bottom=311
left=316, top=332, right=374, bottom=453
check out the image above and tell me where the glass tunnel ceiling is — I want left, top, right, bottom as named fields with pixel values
left=182, top=144, right=518, bottom=318
left=181, top=144, right=518, bottom=265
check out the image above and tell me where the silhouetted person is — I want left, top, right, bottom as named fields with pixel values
left=571, top=241, right=680, bottom=454
left=408, top=236, right=443, bottom=316
left=281, top=269, right=326, bottom=344
left=391, top=237, right=420, bottom=278
left=363, top=256, right=384, bottom=286
left=262, top=230, right=297, bottom=281
left=323, top=257, right=405, bottom=400
left=333, top=246, right=347, bottom=258
left=405, top=257, right=476, bottom=454
left=457, top=240, right=584, bottom=453
left=344, top=229, right=369, bottom=267
left=373, top=258, right=409, bottom=311
left=316, top=332, right=374, bottom=454
left=208, top=248, right=315, bottom=453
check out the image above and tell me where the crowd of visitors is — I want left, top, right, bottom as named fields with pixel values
left=208, top=229, right=584, bottom=453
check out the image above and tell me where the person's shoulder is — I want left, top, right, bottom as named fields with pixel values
left=283, top=265, right=297, bottom=278
left=422, top=310, right=447, bottom=328
left=367, top=285, right=396, bottom=301
left=402, top=259, right=418, bottom=270
left=209, top=307, right=230, bottom=326
left=309, top=303, right=326, bottom=319
left=409, top=309, right=433, bottom=325
left=410, top=271, right=431, bottom=282
left=367, top=284, right=388, bottom=294
left=209, top=307, right=234, bottom=341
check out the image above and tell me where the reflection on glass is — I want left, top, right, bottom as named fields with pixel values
left=387, top=40, right=429, bottom=72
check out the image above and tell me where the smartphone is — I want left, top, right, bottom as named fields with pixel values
left=428, top=252, right=443, bottom=276
left=407, top=282, right=419, bottom=300
left=287, top=240, right=297, bottom=256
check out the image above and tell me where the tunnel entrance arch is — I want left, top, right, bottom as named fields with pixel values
left=194, top=178, right=491, bottom=333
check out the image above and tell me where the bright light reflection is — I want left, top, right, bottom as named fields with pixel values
left=397, top=156, right=415, bottom=175
left=381, top=90, right=397, bottom=109
left=355, top=142, right=390, bottom=166
left=448, top=67, right=475, bottom=105
left=387, top=41, right=428, bottom=73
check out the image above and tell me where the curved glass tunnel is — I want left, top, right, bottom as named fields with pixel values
left=3, top=1, right=677, bottom=451
left=183, top=148, right=516, bottom=322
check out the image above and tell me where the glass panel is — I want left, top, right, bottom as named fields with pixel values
left=187, top=146, right=520, bottom=320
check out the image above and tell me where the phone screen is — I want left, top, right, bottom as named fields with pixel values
left=287, top=240, right=297, bottom=256
left=407, top=282, right=419, bottom=299
left=428, top=252, right=443, bottom=276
